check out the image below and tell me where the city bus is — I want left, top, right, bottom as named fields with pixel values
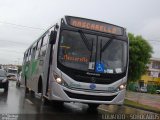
left=21, top=16, right=129, bottom=109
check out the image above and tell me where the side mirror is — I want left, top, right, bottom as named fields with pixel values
left=49, top=31, right=57, bottom=44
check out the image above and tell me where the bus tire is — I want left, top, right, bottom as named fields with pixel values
left=42, top=96, right=50, bottom=105
left=38, top=78, right=49, bottom=105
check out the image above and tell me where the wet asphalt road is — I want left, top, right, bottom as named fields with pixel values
left=0, top=81, right=159, bottom=120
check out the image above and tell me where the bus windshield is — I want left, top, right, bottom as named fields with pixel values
left=58, top=30, right=127, bottom=74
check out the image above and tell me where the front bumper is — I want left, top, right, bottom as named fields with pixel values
left=49, top=82, right=126, bottom=105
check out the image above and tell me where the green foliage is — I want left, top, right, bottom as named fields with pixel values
left=128, top=33, right=153, bottom=82
left=147, top=84, right=156, bottom=94
left=127, top=82, right=137, bottom=91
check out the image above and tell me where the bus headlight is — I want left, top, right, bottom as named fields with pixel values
left=117, top=84, right=126, bottom=91
left=53, top=73, right=68, bottom=87
left=56, top=77, right=62, bottom=84
left=119, top=84, right=125, bottom=89
left=53, top=74, right=62, bottom=84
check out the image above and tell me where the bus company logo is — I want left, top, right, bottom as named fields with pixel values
left=89, top=83, right=96, bottom=90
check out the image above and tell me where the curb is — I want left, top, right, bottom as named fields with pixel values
left=124, top=102, right=160, bottom=114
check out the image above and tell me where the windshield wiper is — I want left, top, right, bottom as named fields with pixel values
left=78, top=30, right=92, bottom=51
left=79, top=30, right=94, bottom=63
left=100, top=38, right=113, bottom=62
left=100, top=38, right=113, bottom=53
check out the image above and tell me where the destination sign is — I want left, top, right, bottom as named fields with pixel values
left=66, top=16, right=124, bottom=35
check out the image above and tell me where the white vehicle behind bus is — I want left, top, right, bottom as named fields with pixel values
left=7, top=67, right=18, bottom=81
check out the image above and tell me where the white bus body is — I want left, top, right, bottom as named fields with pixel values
left=22, top=16, right=129, bottom=107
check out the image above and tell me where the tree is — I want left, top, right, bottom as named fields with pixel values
left=128, top=33, right=153, bottom=82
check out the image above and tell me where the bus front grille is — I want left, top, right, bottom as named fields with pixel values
left=64, top=90, right=117, bottom=101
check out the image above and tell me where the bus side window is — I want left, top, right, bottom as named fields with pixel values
left=25, top=53, right=27, bottom=62
left=28, top=48, right=32, bottom=61
left=41, top=37, right=44, bottom=47
left=35, top=41, right=39, bottom=59
left=23, top=52, right=27, bottom=63
left=38, top=38, right=43, bottom=57
left=42, top=34, right=48, bottom=46
left=26, top=50, right=29, bottom=62
left=38, top=39, right=42, bottom=49
left=40, top=34, right=48, bottom=57
left=36, top=41, right=38, bottom=50
left=31, top=43, right=37, bottom=60
left=35, top=39, right=42, bottom=59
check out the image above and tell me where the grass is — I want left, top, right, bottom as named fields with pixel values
left=124, top=99, right=160, bottom=113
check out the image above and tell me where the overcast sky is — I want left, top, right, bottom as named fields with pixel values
left=0, top=0, right=160, bottom=64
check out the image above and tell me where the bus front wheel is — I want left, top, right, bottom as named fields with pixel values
left=41, top=96, right=50, bottom=105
